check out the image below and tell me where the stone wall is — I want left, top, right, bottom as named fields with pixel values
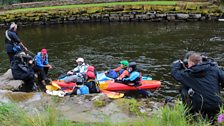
left=0, top=3, right=222, bottom=26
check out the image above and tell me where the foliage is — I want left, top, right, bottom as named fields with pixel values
left=93, top=99, right=106, bottom=107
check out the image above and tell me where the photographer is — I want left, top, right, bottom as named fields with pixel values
left=171, top=52, right=224, bottom=120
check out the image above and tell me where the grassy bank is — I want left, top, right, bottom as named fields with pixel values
left=0, top=101, right=219, bottom=126
left=5, top=1, right=177, bottom=13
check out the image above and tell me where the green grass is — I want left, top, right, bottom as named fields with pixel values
left=0, top=101, right=216, bottom=126
left=5, top=1, right=177, bottom=13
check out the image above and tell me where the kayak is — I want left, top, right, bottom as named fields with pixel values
left=99, top=80, right=161, bottom=91
left=52, top=80, right=76, bottom=88
left=96, top=72, right=152, bottom=82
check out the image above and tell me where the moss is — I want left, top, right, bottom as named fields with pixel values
left=117, top=98, right=144, bottom=116
left=131, top=5, right=143, bottom=10
left=143, top=5, right=152, bottom=11
left=93, top=99, right=106, bottom=108
left=123, top=5, right=132, bottom=11
left=186, top=3, right=198, bottom=10
left=86, top=6, right=103, bottom=14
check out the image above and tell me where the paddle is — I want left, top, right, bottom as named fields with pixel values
left=101, top=90, right=124, bottom=99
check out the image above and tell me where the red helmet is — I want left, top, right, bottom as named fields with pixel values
left=86, top=71, right=96, bottom=79
left=87, top=66, right=95, bottom=72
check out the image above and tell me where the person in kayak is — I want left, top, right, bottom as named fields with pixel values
left=64, top=57, right=89, bottom=84
left=119, top=62, right=141, bottom=86
left=106, top=60, right=129, bottom=80
left=5, top=22, right=28, bottom=63
left=33, top=49, right=52, bottom=87
left=171, top=52, right=224, bottom=120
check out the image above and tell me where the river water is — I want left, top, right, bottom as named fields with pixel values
left=0, top=22, right=224, bottom=98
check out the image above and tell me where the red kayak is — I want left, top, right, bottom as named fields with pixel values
left=52, top=81, right=77, bottom=88
left=101, top=80, right=161, bottom=91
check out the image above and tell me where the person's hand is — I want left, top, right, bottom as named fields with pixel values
left=24, top=47, right=28, bottom=52
left=48, top=64, right=52, bottom=69
left=67, top=71, right=73, bottom=75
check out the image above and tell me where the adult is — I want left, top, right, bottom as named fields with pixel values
left=121, top=62, right=141, bottom=85
left=5, top=22, right=28, bottom=63
left=34, top=48, right=52, bottom=86
left=64, top=57, right=89, bottom=84
left=106, top=60, right=129, bottom=79
left=171, top=52, right=224, bottom=119
left=11, top=52, right=35, bottom=92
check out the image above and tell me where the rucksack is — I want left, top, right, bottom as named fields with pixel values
left=84, top=80, right=100, bottom=93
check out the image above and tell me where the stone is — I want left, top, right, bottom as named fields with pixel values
left=156, top=14, right=166, bottom=18
left=189, top=14, right=202, bottom=19
left=0, top=69, right=24, bottom=91
left=176, top=14, right=189, bottom=20
left=167, top=14, right=176, bottom=21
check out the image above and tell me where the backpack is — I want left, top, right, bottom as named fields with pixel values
left=84, top=80, right=100, bottom=93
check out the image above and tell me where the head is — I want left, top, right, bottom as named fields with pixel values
left=188, top=53, right=202, bottom=68
left=9, top=22, right=17, bottom=31
left=41, top=48, right=47, bottom=56
left=128, top=62, right=137, bottom=72
left=76, top=57, right=84, bottom=66
left=119, top=60, right=129, bottom=68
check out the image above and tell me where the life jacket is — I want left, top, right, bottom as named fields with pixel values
left=85, top=66, right=96, bottom=80
left=84, top=79, right=100, bottom=93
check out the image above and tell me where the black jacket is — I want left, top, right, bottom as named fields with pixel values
left=171, top=61, right=224, bottom=111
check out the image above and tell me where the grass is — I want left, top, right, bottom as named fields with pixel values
left=0, top=101, right=219, bottom=126
left=5, top=1, right=177, bottom=13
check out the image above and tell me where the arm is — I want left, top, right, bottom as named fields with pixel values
left=171, top=60, right=185, bottom=82
left=218, top=68, right=224, bottom=86
left=35, top=55, right=44, bottom=68
left=113, top=66, right=122, bottom=72
left=11, top=32, right=28, bottom=51
left=118, top=70, right=129, bottom=80
left=123, top=71, right=140, bottom=81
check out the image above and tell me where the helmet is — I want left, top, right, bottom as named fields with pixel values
left=76, top=57, right=84, bottom=63
left=41, top=48, right=47, bottom=54
left=120, top=60, right=129, bottom=67
left=128, top=62, right=137, bottom=69
left=10, top=22, right=17, bottom=30
left=87, top=66, right=95, bottom=72
left=86, top=71, right=96, bottom=79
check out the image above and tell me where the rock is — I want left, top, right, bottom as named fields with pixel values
left=176, top=14, right=189, bottom=20
left=189, top=14, right=201, bottom=19
left=167, top=14, right=176, bottom=21
left=0, top=69, right=24, bottom=91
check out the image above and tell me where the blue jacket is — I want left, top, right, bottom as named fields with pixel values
left=171, top=60, right=224, bottom=111
left=35, top=52, right=48, bottom=68
left=123, top=71, right=140, bottom=82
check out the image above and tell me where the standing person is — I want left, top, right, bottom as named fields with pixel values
left=5, top=22, right=28, bottom=63
left=171, top=52, right=224, bottom=120
left=34, top=48, right=52, bottom=86
left=64, top=57, right=89, bottom=84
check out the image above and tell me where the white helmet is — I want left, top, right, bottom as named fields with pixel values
left=76, top=57, right=84, bottom=63
left=10, top=22, right=17, bottom=30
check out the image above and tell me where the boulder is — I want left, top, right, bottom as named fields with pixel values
left=0, top=69, right=24, bottom=91
left=176, top=14, right=189, bottom=20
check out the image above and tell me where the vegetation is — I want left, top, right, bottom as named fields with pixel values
left=5, top=1, right=177, bottom=13
left=0, top=101, right=221, bottom=126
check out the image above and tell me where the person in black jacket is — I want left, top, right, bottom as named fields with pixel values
left=5, top=22, right=28, bottom=63
left=171, top=52, right=224, bottom=119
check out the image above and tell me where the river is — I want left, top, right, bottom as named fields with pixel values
left=1, top=22, right=224, bottom=98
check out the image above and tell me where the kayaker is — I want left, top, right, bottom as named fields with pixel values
left=106, top=60, right=129, bottom=79
left=171, top=52, right=224, bottom=120
left=64, top=57, right=89, bottom=84
left=5, top=22, right=28, bottom=63
left=33, top=48, right=52, bottom=87
left=120, top=62, right=141, bottom=85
